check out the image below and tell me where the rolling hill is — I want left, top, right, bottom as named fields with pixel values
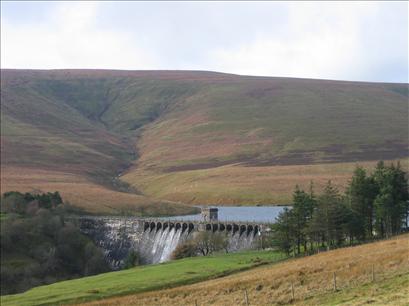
left=1, top=69, right=408, bottom=211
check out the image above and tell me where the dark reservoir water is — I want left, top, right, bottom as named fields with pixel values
left=162, top=206, right=290, bottom=223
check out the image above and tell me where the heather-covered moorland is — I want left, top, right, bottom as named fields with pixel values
left=2, top=70, right=407, bottom=212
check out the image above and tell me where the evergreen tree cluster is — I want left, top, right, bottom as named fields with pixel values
left=273, top=161, right=408, bottom=256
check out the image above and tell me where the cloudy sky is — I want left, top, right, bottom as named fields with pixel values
left=1, top=1, right=407, bottom=82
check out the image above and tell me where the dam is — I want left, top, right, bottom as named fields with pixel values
left=142, top=219, right=263, bottom=236
left=78, top=215, right=268, bottom=268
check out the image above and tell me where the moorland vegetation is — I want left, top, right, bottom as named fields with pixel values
left=2, top=70, right=407, bottom=212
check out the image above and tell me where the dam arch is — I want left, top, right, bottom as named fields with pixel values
left=142, top=220, right=263, bottom=238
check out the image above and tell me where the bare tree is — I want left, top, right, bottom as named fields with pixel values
left=193, top=231, right=228, bottom=256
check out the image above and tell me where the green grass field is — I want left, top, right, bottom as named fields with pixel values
left=0, top=250, right=285, bottom=306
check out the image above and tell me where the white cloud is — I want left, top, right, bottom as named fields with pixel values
left=1, top=1, right=407, bottom=82
left=1, top=2, right=156, bottom=69
left=209, top=31, right=358, bottom=80
left=208, top=2, right=384, bottom=80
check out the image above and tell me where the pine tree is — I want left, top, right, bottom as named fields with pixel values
left=291, top=185, right=315, bottom=254
left=346, top=166, right=377, bottom=239
left=309, top=181, right=346, bottom=250
left=389, top=162, right=409, bottom=233
left=372, top=161, right=409, bottom=237
left=272, top=208, right=295, bottom=256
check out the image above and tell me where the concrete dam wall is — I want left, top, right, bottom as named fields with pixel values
left=78, top=217, right=264, bottom=269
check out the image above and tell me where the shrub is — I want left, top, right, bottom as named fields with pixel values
left=171, top=242, right=197, bottom=260
left=123, top=250, right=140, bottom=269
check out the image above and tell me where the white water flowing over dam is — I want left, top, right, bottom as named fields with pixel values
left=78, top=216, right=265, bottom=268
left=138, top=227, right=190, bottom=263
left=138, top=222, right=258, bottom=264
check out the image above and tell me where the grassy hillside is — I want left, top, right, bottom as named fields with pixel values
left=0, top=167, right=195, bottom=216
left=134, top=79, right=408, bottom=171
left=1, top=234, right=407, bottom=306
left=82, top=234, right=409, bottom=306
left=295, top=274, right=408, bottom=306
left=1, top=69, right=407, bottom=210
left=1, top=70, right=208, bottom=214
left=0, top=250, right=285, bottom=306
left=123, top=159, right=408, bottom=205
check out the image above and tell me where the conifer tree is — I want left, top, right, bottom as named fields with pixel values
left=346, top=166, right=377, bottom=239
left=291, top=185, right=315, bottom=253
left=372, top=161, right=408, bottom=237
left=272, top=208, right=295, bottom=256
left=309, top=181, right=346, bottom=249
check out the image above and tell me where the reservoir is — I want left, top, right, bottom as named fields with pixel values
left=161, top=205, right=290, bottom=223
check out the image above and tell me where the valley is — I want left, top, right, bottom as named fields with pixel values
left=1, top=69, right=408, bottom=213
left=2, top=3, right=408, bottom=306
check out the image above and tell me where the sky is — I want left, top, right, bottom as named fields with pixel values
left=1, top=1, right=408, bottom=83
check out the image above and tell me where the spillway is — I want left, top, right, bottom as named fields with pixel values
left=79, top=217, right=262, bottom=269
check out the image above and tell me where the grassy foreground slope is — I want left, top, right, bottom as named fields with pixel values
left=1, top=69, right=408, bottom=209
left=82, top=234, right=409, bottom=306
left=295, top=274, right=408, bottom=306
left=0, top=251, right=285, bottom=306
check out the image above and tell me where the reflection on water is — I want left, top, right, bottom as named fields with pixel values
left=162, top=206, right=290, bottom=223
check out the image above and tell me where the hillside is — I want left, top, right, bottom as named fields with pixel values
left=0, top=250, right=285, bottom=305
left=82, top=234, right=409, bottom=306
left=1, top=69, right=408, bottom=210
left=1, top=234, right=407, bottom=305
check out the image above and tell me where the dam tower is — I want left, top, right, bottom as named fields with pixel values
left=201, top=207, right=218, bottom=221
